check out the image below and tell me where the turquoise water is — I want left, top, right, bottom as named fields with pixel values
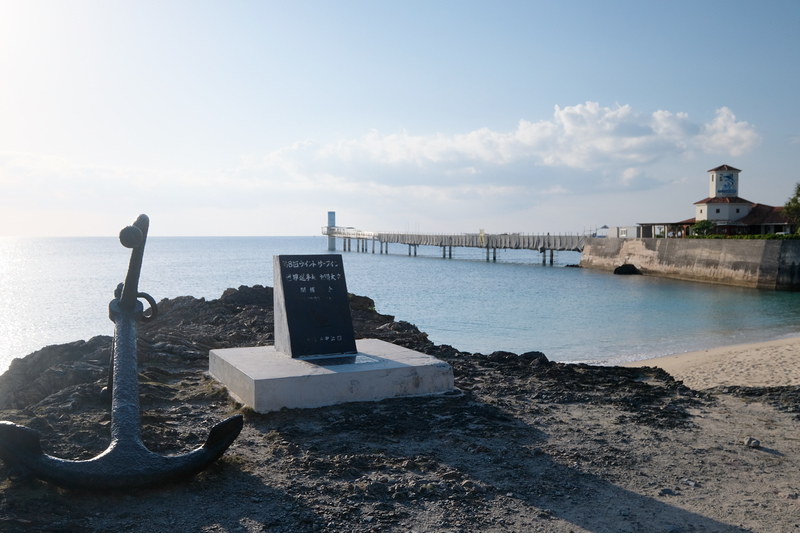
left=2, top=236, right=800, bottom=373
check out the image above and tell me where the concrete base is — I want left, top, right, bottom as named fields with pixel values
left=209, top=339, right=454, bottom=413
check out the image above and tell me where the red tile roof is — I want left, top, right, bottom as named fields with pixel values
left=707, top=164, right=742, bottom=172
left=637, top=218, right=696, bottom=225
left=738, top=204, right=789, bottom=225
left=693, top=196, right=754, bottom=205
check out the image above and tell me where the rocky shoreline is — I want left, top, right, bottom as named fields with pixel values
left=1, top=286, right=797, bottom=532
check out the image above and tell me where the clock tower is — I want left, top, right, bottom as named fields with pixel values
left=708, top=164, right=741, bottom=198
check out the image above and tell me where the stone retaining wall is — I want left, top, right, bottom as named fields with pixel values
left=580, top=237, right=800, bottom=290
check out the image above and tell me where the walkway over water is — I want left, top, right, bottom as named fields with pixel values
left=322, top=226, right=586, bottom=262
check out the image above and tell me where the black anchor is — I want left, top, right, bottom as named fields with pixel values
left=0, top=214, right=243, bottom=490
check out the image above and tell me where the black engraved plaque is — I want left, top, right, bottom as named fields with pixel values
left=273, top=254, right=358, bottom=358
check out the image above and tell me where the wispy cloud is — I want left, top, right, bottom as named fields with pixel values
left=695, top=107, right=761, bottom=156
left=0, top=102, right=762, bottom=235
left=250, top=102, right=760, bottom=193
left=3, top=102, right=759, bottom=198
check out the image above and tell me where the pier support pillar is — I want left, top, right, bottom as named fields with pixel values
left=550, top=249, right=554, bottom=265
left=493, top=248, right=497, bottom=262
left=486, top=248, right=490, bottom=262
left=542, top=250, right=546, bottom=265
left=449, top=246, right=452, bottom=258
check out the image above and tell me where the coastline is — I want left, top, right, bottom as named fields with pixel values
left=6, top=236, right=800, bottom=374
left=622, top=335, right=800, bottom=389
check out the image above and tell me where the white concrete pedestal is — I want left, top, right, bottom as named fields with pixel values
left=209, top=339, right=454, bottom=413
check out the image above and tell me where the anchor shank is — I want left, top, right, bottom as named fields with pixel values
left=110, top=300, right=144, bottom=444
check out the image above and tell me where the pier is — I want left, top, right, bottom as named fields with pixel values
left=321, top=226, right=586, bottom=264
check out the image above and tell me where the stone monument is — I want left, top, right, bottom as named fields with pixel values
left=273, top=254, right=357, bottom=358
left=209, top=254, right=454, bottom=412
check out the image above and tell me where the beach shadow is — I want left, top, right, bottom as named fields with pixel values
left=0, top=381, right=754, bottom=532
left=246, top=391, right=753, bottom=533
left=0, top=459, right=328, bottom=533
left=755, top=446, right=784, bottom=457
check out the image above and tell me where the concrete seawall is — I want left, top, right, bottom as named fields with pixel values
left=580, top=237, right=800, bottom=290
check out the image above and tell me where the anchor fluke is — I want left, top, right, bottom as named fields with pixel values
left=205, top=414, right=245, bottom=454
left=0, top=421, right=44, bottom=460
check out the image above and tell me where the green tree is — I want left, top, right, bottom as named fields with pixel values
left=783, top=183, right=800, bottom=231
left=692, top=219, right=716, bottom=236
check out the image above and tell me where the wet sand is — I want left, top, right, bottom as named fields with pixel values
left=623, top=336, right=800, bottom=389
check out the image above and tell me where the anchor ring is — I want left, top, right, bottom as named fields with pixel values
left=138, top=292, right=158, bottom=321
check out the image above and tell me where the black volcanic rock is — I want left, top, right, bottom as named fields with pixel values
left=613, top=263, right=643, bottom=275
left=0, top=285, right=702, bottom=422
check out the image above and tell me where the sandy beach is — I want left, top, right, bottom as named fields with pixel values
left=623, top=335, right=800, bottom=389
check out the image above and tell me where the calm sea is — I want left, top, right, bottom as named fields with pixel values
left=2, top=235, right=800, bottom=374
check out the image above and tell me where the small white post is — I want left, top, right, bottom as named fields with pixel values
left=327, top=211, right=336, bottom=251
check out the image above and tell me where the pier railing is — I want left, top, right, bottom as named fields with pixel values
left=322, top=226, right=378, bottom=240
left=322, top=226, right=587, bottom=258
left=373, top=232, right=586, bottom=252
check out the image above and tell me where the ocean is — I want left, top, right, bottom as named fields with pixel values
left=2, top=235, right=800, bottom=374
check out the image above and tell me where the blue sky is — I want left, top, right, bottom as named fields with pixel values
left=1, top=0, right=799, bottom=236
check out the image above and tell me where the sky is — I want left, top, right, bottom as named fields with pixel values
left=1, top=0, right=799, bottom=237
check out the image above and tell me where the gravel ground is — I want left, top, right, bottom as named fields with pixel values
left=1, top=286, right=798, bottom=532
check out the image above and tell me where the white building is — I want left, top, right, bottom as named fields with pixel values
left=606, top=226, right=641, bottom=238
left=693, top=165, right=754, bottom=223
left=634, top=164, right=793, bottom=238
